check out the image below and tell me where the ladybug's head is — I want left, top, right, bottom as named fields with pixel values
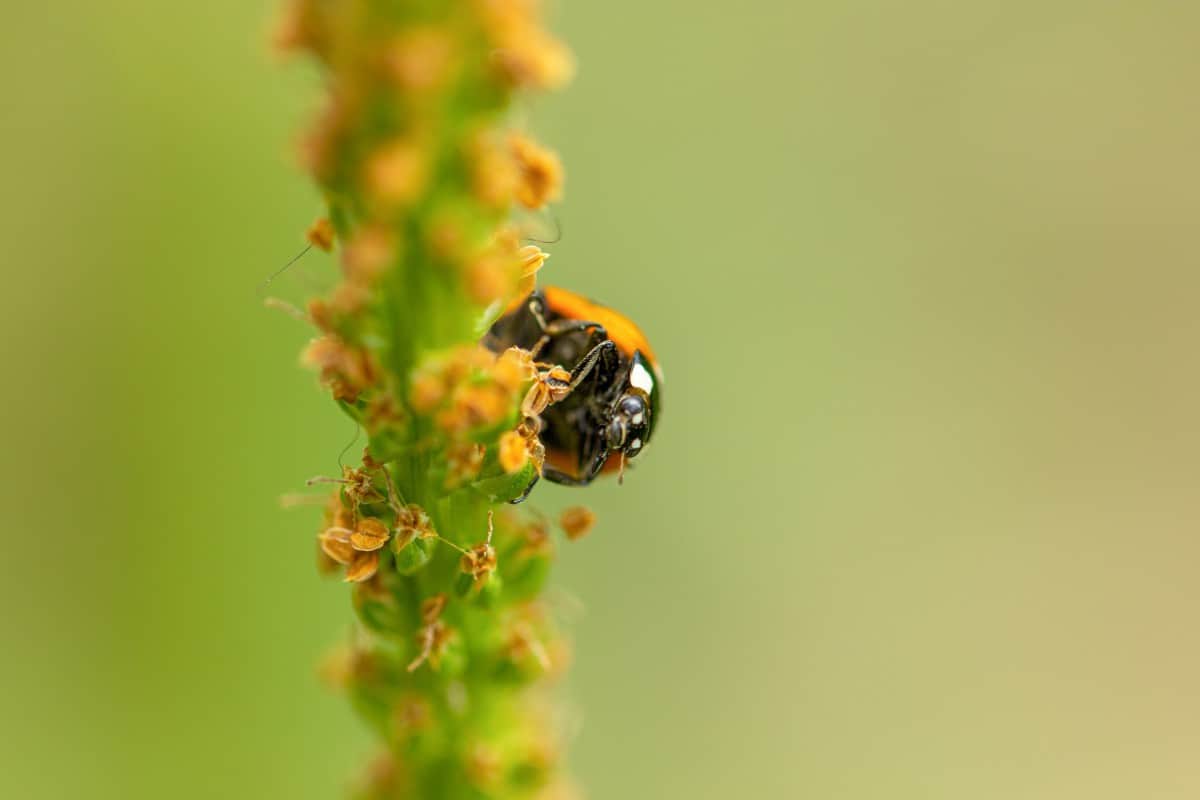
left=605, top=391, right=651, bottom=460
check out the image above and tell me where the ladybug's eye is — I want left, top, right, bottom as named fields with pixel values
left=618, top=395, right=645, bottom=420
left=606, top=418, right=626, bottom=449
left=614, top=394, right=649, bottom=459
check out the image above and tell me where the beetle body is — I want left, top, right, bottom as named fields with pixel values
left=485, top=286, right=662, bottom=489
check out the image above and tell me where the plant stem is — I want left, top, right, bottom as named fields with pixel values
left=274, top=2, right=580, bottom=797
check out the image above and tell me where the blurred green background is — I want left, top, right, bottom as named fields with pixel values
left=3, top=2, right=1199, bottom=798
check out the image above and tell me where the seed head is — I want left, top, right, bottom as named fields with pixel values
left=510, top=133, right=563, bottom=209
left=438, top=383, right=511, bottom=434
left=476, top=0, right=575, bottom=90
left=445, top=442, right=485, bottom=488
left=407, top=619, right=455, bottom=672
left=364, top=138, right=429, bottom=210
left=491, top=30, right=574, bottom=90
left=425, top=209, right=468, bottom=263
left=465, top=251, right=516, bottom=307
left=498, top=429, right=529, bottom=473
left=345, top=549, right=381, bottom=583
left=305, top=216, right=336, bottom=251
left=305, top=298, right=335, bottom=333
left=461, top=511, right=498, bottom=587
left=342, top=225, right=397, bottom=286
left=559, top=506, right=595, bottom=541
left=339, top=465, right=382, bottom=507
left=519, top=517, right=553, bottom=558
left=350, top=517, right=390, bottom=551
left=464, top=229, right=544, bottom=306
left=393, top=503, right=437, bottom=553
left=363, top=390, right=405, bottom=430
left=295, top=95, right=347, bottom=183
left=517, top=419, right=546, bottom=474
left=466, top=743, right=503, bottom=789
left=410, top=368, right=448, bottom=413
left=324, top=491, right=355, bottom=529
left=467, top=131, right=519, bottom=209
left=302, top=336, right=376, bottom=402
left=386, top=27, right=457, bottom=92
left=507, top=620, right=552, bottom=671
left=461, top=543, right=497, bottom=585
left=358, top=752, right=406, bottom=797
left=393, top=695, right=432, bottom=738
left=421, top=594, right=448, bottom=624
left=493, top=346, right=536, bottom=392
left=516, top=244, right=549, bottom=299
left=319, top=526, right=356, bottom=565
left=329, top=281, right=371, bottom=315
left=271, top=0, right=324, bottom=57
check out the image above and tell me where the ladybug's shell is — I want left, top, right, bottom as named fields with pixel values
left=538, top=286, right=660, bottom=369
left=489, top=286, right=662, bottom=482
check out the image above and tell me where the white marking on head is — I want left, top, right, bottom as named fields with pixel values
left=630, top=438, right=642, bottom=449
left=630, top=412, right=644, bottom=425
left=630, top=362, right=654, bottom=393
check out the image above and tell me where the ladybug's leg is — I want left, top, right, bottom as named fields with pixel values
left=541, top=466, right=595, bottom=487
left=542, top=440, right=611, bottom=487
left=545, top=318, right=606, bottom=338
left=527, top=296, right=607, bottom=359
left=524, top=340, right=614, bottom=418
left=529, top=319, right=607, bottom=361
left=567, top=340, right=616, bottom=390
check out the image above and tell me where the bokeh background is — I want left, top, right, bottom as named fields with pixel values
left=3, top=2, right=1199, bottom=798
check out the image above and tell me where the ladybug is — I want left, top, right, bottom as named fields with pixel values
left=485, top=286, right=662, bottom=497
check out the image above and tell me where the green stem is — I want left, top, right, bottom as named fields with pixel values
left=277, top=1, right=579, bottom=797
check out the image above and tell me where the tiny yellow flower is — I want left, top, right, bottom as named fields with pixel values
left=271, top=0, right=323, bottom=56
left=386, top=28, right=457, bottom=92
left=492, top=29, right=574, bottom=90
left=498, top=429, right=529, bottom=473
left=493, top=346, right=536, bottom=392
left=306, top=216, right=335, bottom=251
left=407, top=619, right=455, bottom=672
left=461, top=542, right=497, bottom=585
left=510, top=133, right=563, bottom=209
left=393, top=503, right=437, bottom=552
left=392, top=695, right=432, bottom=738
left=467, top=131, right=519, bottom=209
left=559, top=506, right=596, bottom=541
left=519, top=517, right=553, bottom=558
left=345, top=549, right=381, bottom=583
left=342, top=225, right=397, bottom=286
left=465, top=743, right=503, bottom=789
left=319, top=526, right=355, bottom=565
left=421, top=594, right=448, bottom=624
left=350, top=517, right=390, bottom=551
left=465, top=252, right=514, bottom=306
left=445, top=442, right=486, bottom=488
left=410, top=369, right=448, bottom=413
left=364, top=138, right=429, bottom=209
left=302, top=336, right=376, bottom=402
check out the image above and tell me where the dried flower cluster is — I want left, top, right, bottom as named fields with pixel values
left=274, top=2, right=592, bottom=798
